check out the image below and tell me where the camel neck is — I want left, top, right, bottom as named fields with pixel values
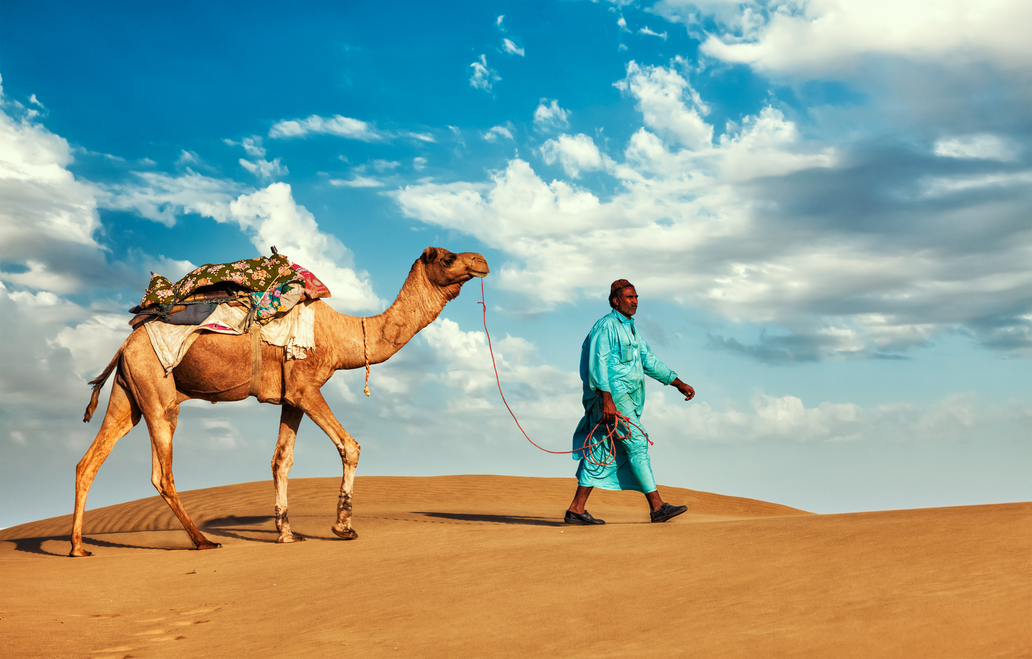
left=360, top=260, right=452, bottom=364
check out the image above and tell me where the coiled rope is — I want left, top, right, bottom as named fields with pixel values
left=477, top=279, right=651, bottom=467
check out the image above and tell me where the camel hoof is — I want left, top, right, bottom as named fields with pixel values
left=331, top=526, right=358, bottom=540
left=69, top=548, right=93, bottom=558
left=196, top=542, right=222, bottom=551
left=277, top=533, right=306, bottom=543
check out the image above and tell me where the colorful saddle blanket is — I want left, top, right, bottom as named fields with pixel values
left=136, top=253, right=330, bottom=324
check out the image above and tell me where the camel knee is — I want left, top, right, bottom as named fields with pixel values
left=339, top=441, right=361, bottom=465
left=164, top=407, right=179, bottom=430
left=271, top=448, right=294, bottom=474
left=150, top=472, right=177, bottom=499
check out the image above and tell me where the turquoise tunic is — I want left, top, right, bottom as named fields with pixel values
left=572, top=310, right=678, bottom=493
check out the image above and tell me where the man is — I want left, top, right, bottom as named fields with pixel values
left=565, top=279, right=696, bottom=525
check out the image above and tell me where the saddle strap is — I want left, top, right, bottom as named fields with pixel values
left=249, top=322, right=263, bottom=398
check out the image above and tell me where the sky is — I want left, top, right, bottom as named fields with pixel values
left=1, top=0, right=1029, bottom=529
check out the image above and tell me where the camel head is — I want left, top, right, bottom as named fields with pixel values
left=420, top=247, right=490, bottom=299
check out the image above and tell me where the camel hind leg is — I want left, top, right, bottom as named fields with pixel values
left=144, top=401, right=222, bottom=551
left=70, top=381, right=141, bottom=557
left=110, top=331, right=223, bottom=552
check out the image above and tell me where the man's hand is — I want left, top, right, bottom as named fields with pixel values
left=671, top=378, right=695, bottom=401
left=601, top=391, right=619, bottom=428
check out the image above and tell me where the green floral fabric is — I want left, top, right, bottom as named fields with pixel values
left=138, top=254, right=329, bottom=323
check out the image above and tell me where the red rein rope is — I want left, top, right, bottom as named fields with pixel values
left=477, top=279, right=651, bottom=466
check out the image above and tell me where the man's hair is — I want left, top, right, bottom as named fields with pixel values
left=609, top=279, right=634, bottom=309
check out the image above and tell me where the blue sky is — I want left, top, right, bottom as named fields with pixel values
left=1, top=0, right=1029, bottom=529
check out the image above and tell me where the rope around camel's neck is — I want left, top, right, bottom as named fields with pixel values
left=361, top=317, right=370, bottom=397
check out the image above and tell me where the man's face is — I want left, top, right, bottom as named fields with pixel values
left=615, top=286, right=638, bottom=318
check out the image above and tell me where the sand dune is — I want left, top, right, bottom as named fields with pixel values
left=1, top=476, right=1028, bottom=658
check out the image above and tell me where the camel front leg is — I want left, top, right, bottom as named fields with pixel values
left=146, top=406, right=221, bottom=551
left=272, top=404, right=305, bottom=543
left=70, top=382, right=140, bottom=557
left=299, top=391, right=361, bottom=540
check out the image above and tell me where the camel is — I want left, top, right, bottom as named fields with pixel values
left=69, top=247, right=489, bottom=557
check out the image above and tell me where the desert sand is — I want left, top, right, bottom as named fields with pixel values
left=1, top=475, right=1028, bottom=658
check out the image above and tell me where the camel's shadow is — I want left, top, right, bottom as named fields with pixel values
left=415, top=512, right=564, bottom=527
left=7, top=534, right=180, bottom=557
left=5, top=512, right=563, bottom=557
left=201, top=515, right=339, bottom=543
left=5, top=515, right=340, bottom=557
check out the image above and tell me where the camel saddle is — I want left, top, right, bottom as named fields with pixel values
left=128, top=251, right=330, bottom=329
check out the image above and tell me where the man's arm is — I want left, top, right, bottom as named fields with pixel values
left=602, top=379, right=693, bottom=425
left=640, top=336, right=678, bottom=386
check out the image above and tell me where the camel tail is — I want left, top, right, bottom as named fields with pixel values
left=83, top=343, right=126, bottom=423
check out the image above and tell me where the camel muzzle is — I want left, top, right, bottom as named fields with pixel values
left=469, top=255, right=490, bottom=278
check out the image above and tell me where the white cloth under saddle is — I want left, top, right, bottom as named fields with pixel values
left=144, top=300, right=316, bottom=374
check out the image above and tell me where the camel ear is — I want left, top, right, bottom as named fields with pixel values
left=421, top=247, right=439, bottom=264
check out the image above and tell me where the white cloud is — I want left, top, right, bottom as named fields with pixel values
left=1, top=260, right=86, bottom=295
left=241, top=136, right=265, bottom=158
left=103, top=172, right=382, bottom=311
left=413, top=157, right=427, bottom=171
left=639, top=26, right=668, bottom=40
left=933, top=134, right=1020, bottom=161
left=225, top=136, right=266, bottom=158
left=469, top=55, right=500, bottom=91
left=483, top=125, right=514, bottom=143
left=502, top=38, right=525, bottom=57
left=918, top=170, right=1032, bottom=199
left=177, top=150, right=202, bottom=166
left=0, top=96, right=111, bottom=294
left=0, top=107, right=100, bottom=248
left=420, top=318, right=581, bottom=419
left=52, top=312, right=130, bottom=380
left=394, top=158, right=603, bottom=253
left=199, top=419, right=242, bottom=450
left=269, top=115, right=382, bottom=141
left=227, top=182, right=382, bottom=312
left=533, top=99, right=570, bottom=131
left=393, top=59, right=1029, bottom=357
left=716, top=106, right=836, bottom=181
left=669, top=0, right=1032, bottom=75
left=540, top=133, right=611, bottom=178
left=330, top=176, right=385, bottom=188
left=239, top=157, right=288, bottom=180
left=648, top=390, right=1032, bottom=446
left=614, top=60, right=712, bottom=151
left=131, top=252, right=197, bottom=282
left=0, top=282, right=98, bottom=414
left=100, top=170, right=243, bottom=227
left=404, top=132, right=436, bottom=143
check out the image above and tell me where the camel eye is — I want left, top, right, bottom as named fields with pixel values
left=443, top=256, right=455, bottom=266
